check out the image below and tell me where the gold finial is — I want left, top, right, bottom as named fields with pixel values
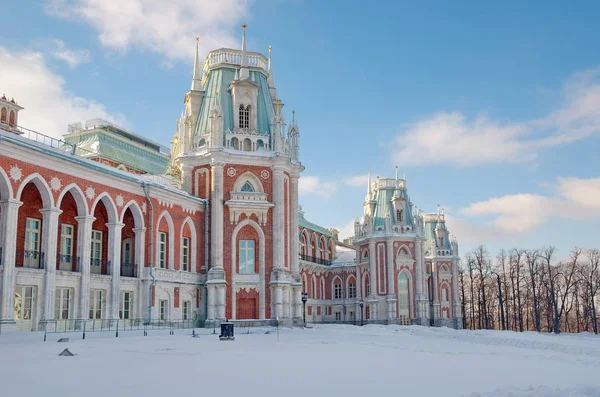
left=195, top=36, right=199, bottom=42
left=241, top=24, right=247, bottom=29
left=268, top=45, right=272, bottom=52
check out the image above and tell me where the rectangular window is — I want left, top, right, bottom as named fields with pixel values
left=159, top=232, right=167, bottom=269
left=14, top=286, right=35, bottom=320
left=89, top=289, right=105, bottom=319
left=90, top=230, right=102, bottom=273
left=335, top=312, right=341, bottom=321
left=348, top=283, right=356, bottom=299
left=334, top=284, right=342, bottom=300
left=182, top=237, right=190, bottom=271
left=159, top=299, right=168, bottom=320
left=24, top=218, right=41, bottom=268
left=55, top=288, right=72, bottom=320
left=349, top=311, right=356, bottom=321
left=442, top=288, right=449, bottom=302
left=59, top=224, right=74, bottom=270
left=239, top=240, right=255, bottom=274
left=182, top=301, right=191, bottom=320
left=120, top=291, right=132, bottom=320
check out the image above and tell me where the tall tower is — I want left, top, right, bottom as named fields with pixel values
left=174, top=26, right=304, bottom=325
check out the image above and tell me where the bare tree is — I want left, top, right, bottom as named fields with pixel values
left=579, top=249, right=600, bottom=334
left=494, top=249, right=508, bottom=330
left=526, top=249, right=542, bottom=332
left=474, top=246, right=491, bottom=329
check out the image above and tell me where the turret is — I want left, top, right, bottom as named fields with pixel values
left=288, top=110, right=300, bottom=160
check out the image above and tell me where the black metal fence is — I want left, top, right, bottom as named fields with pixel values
left=299, top=253, right=332, bottom=266
left=42, top=318, right=203, bottom=341
left=15, top=250, right=45, bottom=269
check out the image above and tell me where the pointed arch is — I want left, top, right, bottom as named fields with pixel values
left=16, top=173, right=54, bottom=208
left=56, top=183, right=89, bottom=216
left=0, top=166, right=13, bottom=199
left=319, top=235, right=327, bottom=260
left=396, top=244, right=411, bottom=256
left=397, top=269, right=413, bottom=319
left=180, top=216, right=198, bottom=272
left=156, top=210, right=175, bottom=269
left=332, top=275, right=343, bottom=300
left=90, top=192, right=118, bottom=223
left=120, top=200, right=144, bottom=228
left=232, top=171, right=264, bottom=193
left=346, top=274, right=357, bottom=299
left=363, top=273, right=371, bottom=297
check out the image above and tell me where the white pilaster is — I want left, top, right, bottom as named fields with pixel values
left=432, top=260, right=440, bottom=320
left=40, top=207, right=62, bottom=321
left=290, top=173, right=302, bottom=319
left=0, top=199, right=22, bottom=325
left=386, top=238, right=396, bottom=320
left=415, top=238, right=426, bottom=321
left=368, top=240, right=376, bottom=297
left=133, top=227, right=146, bottom=277
left=208, top=161, right=226, bottom=321
left=107, top=222, right=124, bottom=319
left=452, top=258, right=461, bottom=320
left=76, top=215, right=95, bottom=319
left=270, top=164, right=286, bottom=319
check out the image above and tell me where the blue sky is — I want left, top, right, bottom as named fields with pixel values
left=1, top=0, right=599, bottom=259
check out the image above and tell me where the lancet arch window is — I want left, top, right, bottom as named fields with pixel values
left=240, top=182, right=255, bottom=192
left=239, top=104, right=250, bottom=129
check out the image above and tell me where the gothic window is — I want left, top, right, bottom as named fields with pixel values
left=398, top=273, right=409, bottom=317
left=348, top=280, right=356, bottom=299
left=239, top=104, right=250, bottom=129
left=240, top=182, right=255, bottom=192
left=396, top=209, right=403, bottom=222
left=439, top=236, right=444, bottom=247
left=239, top=240, right=255, bottom=273
left=9, top=110, right=15, bottom=127
left=334, top=282, right=342, bottom=300
left=0, top=107, right=6, bottom=123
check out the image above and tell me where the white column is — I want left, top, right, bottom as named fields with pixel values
left=368, top=240, right=376, bottom=297
left=290, top=173, right=302, bottom=319
left=0, top=199, right=22, bottom=325
left=432, top=260, right=440, bottom=320
left=272, top=166, right=285, bottom=269
left=133, top=227, right=146, bottom=277
left=107, top=222, right=124, bottom=319
left=270, top=165, right=286, bottom=319
left=355, top=258, right=362, bottom=318
left=386, top=238, right=396, bottom=320
left=76, top=216, right=95, bottom=319
left=206, top=285, right=216, bottom=320
left=40, top=207, right=62, bottom=321
left=415, top=238, right=426, bottom=321
left=208, top=161, right=226, bottom=321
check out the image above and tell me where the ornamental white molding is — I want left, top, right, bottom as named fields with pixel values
left=225, top=191, right=273, bottom=226
left=141, top=201, right=147, bottom=214
left=9, top=165, right=22, bottom=182
left=85, top=186, right=96, bottom=200
left=50, top=176, right=62, bottom=192
left=227, top=167, right=237, bottom=177
left=180, top=205, right=197, bottom=215
left=260, top=170, right=270, bottom=179
left=157, top=199, right=174, bottom=209
left=115, top=194, right=124, bottom=208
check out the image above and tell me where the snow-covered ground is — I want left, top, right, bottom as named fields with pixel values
left=1, top=324, right=599, bottom=397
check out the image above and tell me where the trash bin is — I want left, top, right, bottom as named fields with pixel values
left=219, top=323, right=235, bottom=341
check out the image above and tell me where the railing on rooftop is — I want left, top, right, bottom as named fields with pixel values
left=299, top=253, right=332, bottom=266
left=0, top=123, right=161, bottom=176
left=204, top=48, right=268, bottom=74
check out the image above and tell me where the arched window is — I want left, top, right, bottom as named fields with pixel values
left=334, top=282, right=342, bottom=300
left=239, top=104, right=250, bottom=129
left=0, top=107, right=6, bottom=123
left=441, top=286, right=449, bottom=302
left=231, top=137, right=239, bottom=150
left=311, top=278, right=317, bottom=299
left=240, top=182, right=254, bottom=192
left=396, top=209, right=403, bottom=222
left=9, top=110, right=15, bottom=127
left=398, top=273, right=409, bottom=317
left=257, top=139, right=264, bottom=149
left=243, top=138, right=252, bottom=151
left=348, top=279, right=356, bottom=299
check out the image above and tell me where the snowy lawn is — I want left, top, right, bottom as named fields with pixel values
left=1, top=324, right=599, bottom=397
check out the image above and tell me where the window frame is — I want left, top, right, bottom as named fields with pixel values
left=239, top=239, right=256, bottom=274
left=158, top=232, right=168, bottom=269
left=55, top=287, right=73, bottom=320
left=120, top=291, right=132, bottom=320
left=181, top=237, right=190, bottom=271
left=89, top=289, right=105, bottom=320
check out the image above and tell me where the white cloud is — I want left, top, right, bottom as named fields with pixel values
left=335, top=219, right=357, bottom=240
left=299, top=176, right=336, bottom=199
left=49, top=39, right=90, bottom=68
left=392, top=67, right=600, bottom=167
left=456, top=177, right=600, bottom=239
left=0, top=46, right=123, bottom=139
left=343, top=174, right=368, bottom=188
left=46, top=0, right=249, bottom=62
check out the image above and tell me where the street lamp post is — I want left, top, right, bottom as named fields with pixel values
left=301, top=292, right=308, bottom=326
left=359, top=299, right=364, bottom=326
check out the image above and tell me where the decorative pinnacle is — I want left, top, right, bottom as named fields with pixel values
left=215, top=92, right=219, bottom=105
left=292, top=110, right=295, bottom=124
left=395, top=165, right=398, bottom=180
left=195, top=36, right=199, bottom=42
left=242, top=24, right=247, bottom=29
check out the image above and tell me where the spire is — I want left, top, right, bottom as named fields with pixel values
left=403, top=171, right=406, bottom=181
left=191, top=36, right=202, bottom=91
left=367, top=169, right=372, bottom=196
left=292, top=110, right=296, bottom=126
left=240, top=24, right=249, bottom=80
left=267, top=45, right=275, bottom=87
left=395, top=165, right=398, bottom=181
left=268, top=45, right=272, bottom=71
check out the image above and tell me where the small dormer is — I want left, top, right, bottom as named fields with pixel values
left=0, top=94, right=24, bottom=134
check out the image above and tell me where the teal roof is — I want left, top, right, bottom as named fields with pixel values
left=194, top=68, right=275, bottom=141
left=372, top=186, right=413, bottom=227
left=298, top=212, right=332, bottom=237
left=65, top=133, right=169, bottom=175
